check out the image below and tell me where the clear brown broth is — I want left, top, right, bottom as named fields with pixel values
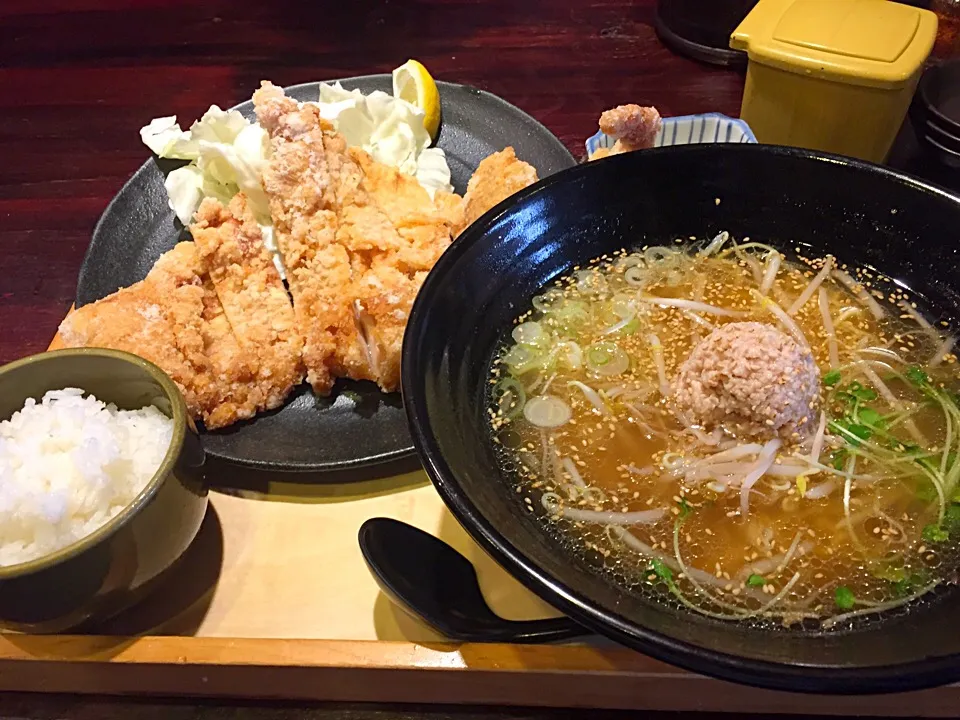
left=489, top=238, right=960, bottom=630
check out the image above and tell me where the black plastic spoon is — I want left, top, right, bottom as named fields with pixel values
left=358, top=517, right=587, bottom=643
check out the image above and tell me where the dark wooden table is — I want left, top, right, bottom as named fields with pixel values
left=0, top=0, right=957, bottom=717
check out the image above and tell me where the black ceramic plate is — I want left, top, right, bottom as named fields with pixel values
left=76, top=75, right=575, bottom=476
left=403, top=144, right=960, bottom=693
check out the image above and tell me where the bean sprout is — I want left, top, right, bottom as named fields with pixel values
left=832, top=268, right=885, bottom=320
left=788, top=256, right=834, bottom=315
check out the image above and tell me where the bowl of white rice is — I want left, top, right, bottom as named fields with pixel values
left=0, top=348, right=207, bottom=632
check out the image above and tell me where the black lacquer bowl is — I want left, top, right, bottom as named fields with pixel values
left=401, top=144, right=960, bottom=694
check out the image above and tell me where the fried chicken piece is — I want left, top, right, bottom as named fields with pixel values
left=350, top=264, right=424, bottom=391
left=253, top=80, right=362, bottom=395
left=58, top=243, right=259, bottom=428
left=190, top=194, right=304, bottom=410
left=589, top=104, right=662, bottom=160
left=350, top=148, right=456, bottom=272
left=461, top=147, right=538, bottom=228
left=58, top=247, right=207, bottom=412
left=433, top=190, right=466, bottom=236
left=254, top=82, right=460, bottom=394
left=254, top=83, right=538, bottom=394
left=343, top=148, right=459, bottom=390
left=326, top=201, right=403, bottom=387
left=196, top=274, right=263, bottom=428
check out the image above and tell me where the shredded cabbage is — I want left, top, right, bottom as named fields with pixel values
left=139, top=106, right=270, bottom=227
left=140, top=82, right=454, bottom=279
left=313, top=82, right=452, bottom=197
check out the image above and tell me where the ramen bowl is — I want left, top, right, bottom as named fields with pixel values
left=401, top=144, right=960, bottom=694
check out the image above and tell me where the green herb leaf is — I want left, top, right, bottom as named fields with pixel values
left=832, top=419, right=873, bottom=445
left=922, top=524, right=950, bottom=543
left=747, top=574, right=766, bottom=588
left=944, top=504, right=960, bottom=533
left=677, top=497, right=693, bottom=519
left=857, top=407, right=883, bottom=427
left=893, top=571, right=930, bottom=597
left=835, top=586, right=855, bottom=610
left=650, top=558, right=673, bottom=583
left=830, top=449, right=848, bottom=471
left=906, top=366, right=930, bottom=387
left=618, top=318, right=640, bottom=335
left=893, top=578, right=917, bottom=597
left=846, top=381, right=878, bottom=403
left=823, top=369, right=842, bottom=387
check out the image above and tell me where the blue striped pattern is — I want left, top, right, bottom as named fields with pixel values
left=585, top=113, right=757, bottom=157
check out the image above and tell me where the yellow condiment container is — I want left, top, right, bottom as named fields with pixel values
left=731, top=0, right=938, bottom=162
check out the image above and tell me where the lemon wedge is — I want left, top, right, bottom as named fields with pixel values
left=393, top=59, right=441, bottom=141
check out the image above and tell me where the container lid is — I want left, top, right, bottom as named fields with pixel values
left=730, top=0, right=938, bottom=88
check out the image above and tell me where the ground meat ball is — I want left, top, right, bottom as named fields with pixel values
left=672, top=322, right=820, bottom=440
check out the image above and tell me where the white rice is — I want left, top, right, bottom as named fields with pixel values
left=0, top=388, right=173, bottom=567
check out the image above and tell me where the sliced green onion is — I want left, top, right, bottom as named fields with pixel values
left=494, top=378, right=526, bottom=419
left=549, top=299, right=591, bottom=331
left=522, top=395, right=572, bottom=428
left=586, top=341, right=629, bottom=376
left=576, top=269, right=608, bottom=295
left=511, top=321, right=544, bottom=346
left=502, top=345, right=541, bottom=376
left=624, top=266, right=647, bottom=286
left=532, top=288, right=564, bottom=313
left=643, top=246, right=679, bottom=266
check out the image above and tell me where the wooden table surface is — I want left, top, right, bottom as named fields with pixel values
left=1, top=0, right=958, bottom=718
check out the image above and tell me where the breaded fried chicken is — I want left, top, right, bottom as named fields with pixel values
left=345, top=148, right=459, bottom=390
left=190, top=194, right=304, bottom=410
left=461, top=147, right=538, bottom=229
left=59, top=242, right=260, bottom=428
left=589, top=104, right=662, bottom=160
left=253, top=80, right=362, bottom=395
left=253, top=82, right=473, bottom=394
left=61, top=81, right=542, bottom=427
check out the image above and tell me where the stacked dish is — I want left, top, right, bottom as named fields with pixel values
left=911, top=59, right=960, bottom=168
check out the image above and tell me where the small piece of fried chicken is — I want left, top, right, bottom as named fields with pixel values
left=190, top=194, right=305, bottom=410
left=589, top=104, right=662, bottom=160
left=461, top=147, right=538, bottom=229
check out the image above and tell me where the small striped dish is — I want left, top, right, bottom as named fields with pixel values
left=585, top=113, right=756, bottom=157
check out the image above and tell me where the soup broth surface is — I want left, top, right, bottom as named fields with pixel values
left=489, top=234, right=960, bottom=629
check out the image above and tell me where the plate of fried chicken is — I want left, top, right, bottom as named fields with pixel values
left=63, top=75, right=575, bottom=475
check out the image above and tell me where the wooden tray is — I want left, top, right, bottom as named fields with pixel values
left=2, top=323, right=956, bottom=714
